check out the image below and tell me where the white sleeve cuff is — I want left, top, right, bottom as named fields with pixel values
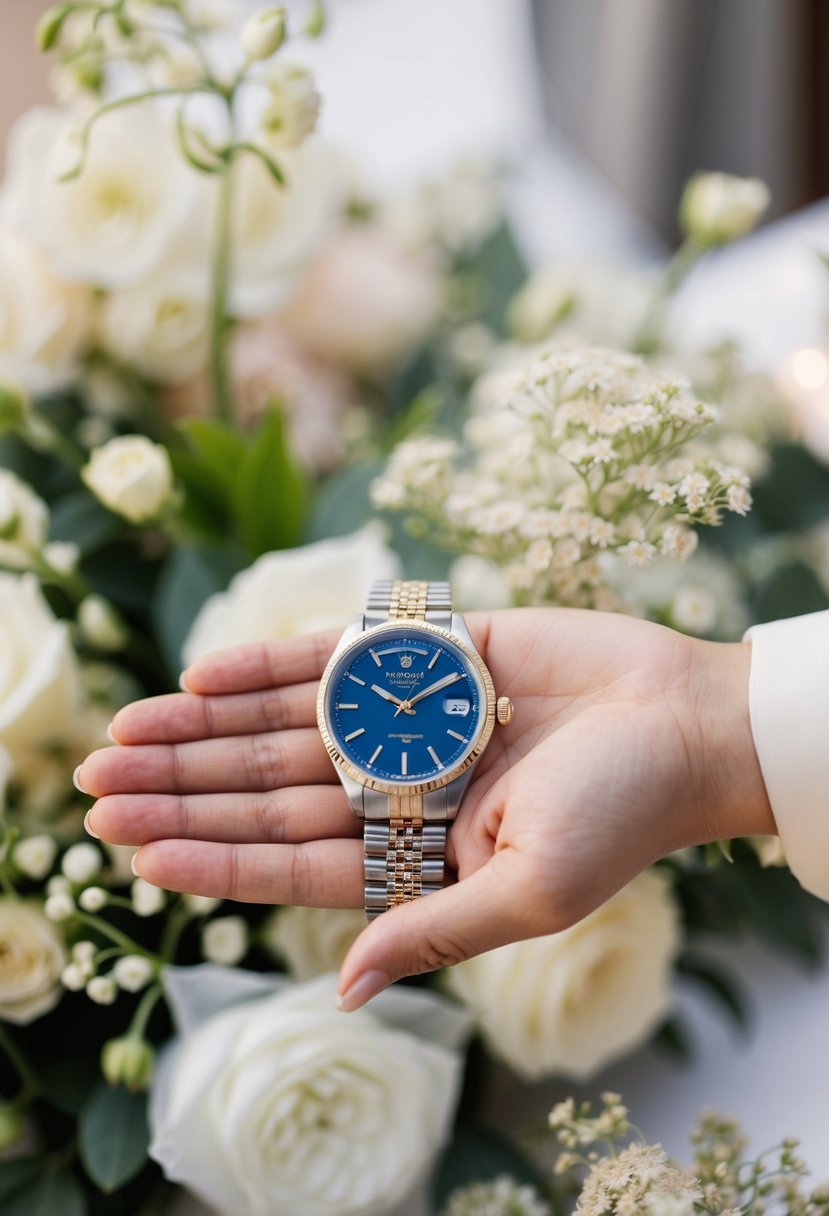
left=744, top=610, right=829, bottom=901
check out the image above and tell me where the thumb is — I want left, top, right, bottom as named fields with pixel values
left=336, top=851, right=539, bottom=1012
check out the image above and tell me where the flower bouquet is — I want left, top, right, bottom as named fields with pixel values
left=0, top=3, right=827, bottom=1214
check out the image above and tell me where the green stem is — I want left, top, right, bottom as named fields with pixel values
left=127, top=982, right=164, bottom=1040
left=75, top=911, right=158, bottom=960
left=19, top=410, right=86, bottom=471
left=0, top=1022, right=40, bottom=1098
left=633, top=237, right=705, bottom=355
left=158, top=898, right=190, bottom=963
left=209, top=152, right=236, bottom=425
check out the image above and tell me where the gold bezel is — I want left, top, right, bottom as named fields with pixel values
left=316, top=619, right=497, bottom=796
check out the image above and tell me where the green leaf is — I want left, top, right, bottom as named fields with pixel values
left=79, top=1080, right=149, bottom=1193
left=309, top=461, right=382, bottom=540
left=49, top=491, right=121, bottom=554
left=752, top=443, right=829, bottom=532
left=0, top=1158, right=45, bottom=1201
left=676, top=954, right=750, bottom=1031
left=469, top=218, right=528, bottom=330
left=39, top=1055, right=100, bottom=1115
left=751, top=562, right=829, bottom=626
left=3, top=1168, right=86, bottom=1216
left=234, top=408, right=307, bottom=558
left=652, top=1014, right=693, bottom=1062
left=82, top=543, right=158, bottom=613
left=176, top=418, right=246, bottom=501
left=152, top=544, right=245, bottom=675
left=432, top=1124, right=547, bottom=1213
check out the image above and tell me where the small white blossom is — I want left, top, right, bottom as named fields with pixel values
left=13, top=835, right=57, bottom=880
left=77, top=595, right=128, bottom=652
left=86, top=975, right=117, bottom=1005
left=183, top=893, right=222, bottom=917
left=61, top=962, right=88, bottom=991
left=680, top=171, right=770, bottom=246
left=131, top=877, right=166, bottom=917
left=113, top=954, right=155, bottom=992
left=78, top=886, right=109, bottom=913
left=649, top=482, right=677, bottom=507
left=620, top=540, right=657, bottom=568
left=42, top=541, right=80, bottom=576
left=46, top=875, right=71, bottom=898
left=71, top=940, right=96, bottom=964
left=443, top=1174, right=552, bottom=1216
left=61, top=842, right=102, bottom=885
left=525, top=538, right=553, bottom=572
left=241, top=6, right=286, bottom=61
left=202, top=915, right=249, bottom=966
left=727, top=485, right=752, bottom=515
left=261, top=62, right=321, bottom=148
left=44, top=892, right=75, bottom=922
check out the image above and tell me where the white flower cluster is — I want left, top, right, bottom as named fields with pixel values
left=372, top=346, right=752, bottom=609
left=442, top=1175, right=552, bottom=1216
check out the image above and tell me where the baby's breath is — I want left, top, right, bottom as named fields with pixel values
left=371, top=347, right=751, bottom=608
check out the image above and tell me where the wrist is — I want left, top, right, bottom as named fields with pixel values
left=687, top=638, right=776, bottom=844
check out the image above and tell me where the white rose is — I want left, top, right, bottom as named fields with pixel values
left=0, top=470, right=49, bottom=570
left=0, top=573, right=81, bottom=779
left=82, top=435, right=175, bottom=524
left=183, top=527, right=400, bottom=663
left=260, top=62, right=321, bottom=148
left=278, top=227, right=441, bottom=373
left=100, top=263, right=211, bottom=384
left=1, top=107, right=204, bottom=289
left=149, top=968, right=471, bottom=1216
left=264, top=906, right=365, bottom=980
left=443, top=871, right=681, bottom=1080
left=0, top=226, right=91, bottom=391
left=230, top=139, right=345, bottom=318
left=0, top=899, right=67, bottom=1024
left=679, top=172, right=771, bottom=246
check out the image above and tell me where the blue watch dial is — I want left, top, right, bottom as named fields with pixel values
left=325, top=628, right=485, bottom=784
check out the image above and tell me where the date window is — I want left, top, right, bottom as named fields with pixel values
left=443, top=696, right=471, bottom=716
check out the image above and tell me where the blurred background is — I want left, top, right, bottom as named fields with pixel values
left=2, top=0, right=828, bottom=245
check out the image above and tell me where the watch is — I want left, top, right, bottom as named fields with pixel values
left=317, top=579, right=514, bottom=919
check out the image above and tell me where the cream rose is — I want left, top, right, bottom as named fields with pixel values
left=100, top=262, right=211, bottom=384
left=82, top=435, right=175, bottom=524
left=278, top=226, right=442, bottom=373
left=183, top=527, right=400, bottom=662
left=0, top=471, right=49, bottom=570
left=0, top=225, right=91, bottom=390
left=0, top=573, right=81, bottom=779
left=230, top=139, right=345, bottom=318
left=0, top=899, right=67, bottom=1024
left=443, top=870, right=681, bottom=1081
left=150, top=968, right=471, bottom=1216
left=0, top=106, right=204, bottom=289
left=264, top=906, right=365, bottom=980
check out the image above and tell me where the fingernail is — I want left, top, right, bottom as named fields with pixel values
left=178, top=672, right=191, bottom=692
left=72, top=765, right=87, bottom=794
left=105, top=721, right=117, bottom=743
left=84, top=810, right=100, bottom=840
left=131, top=851, right=141, bottom=878
left=336, top=970, right=391, bottom=1013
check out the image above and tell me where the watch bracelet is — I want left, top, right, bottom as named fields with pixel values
left=362, top=579, right=454, bottom=918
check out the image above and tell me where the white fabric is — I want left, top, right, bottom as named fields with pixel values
left=745, top=610, right=829, bottom=900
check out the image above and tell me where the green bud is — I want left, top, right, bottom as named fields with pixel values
left=101, top=1036, right=155, bottom=1092
left=306, top=1, right=326, bottom=37
left=679, top=172, right=771, bottom=248
left=0, top=384, right=27, bottom=433
left=36, top=4, right=74, bottom=53
left=0, top=1104, right=24, bottom=1151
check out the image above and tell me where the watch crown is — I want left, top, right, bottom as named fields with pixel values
left=496, top=696, right=514, bottom=726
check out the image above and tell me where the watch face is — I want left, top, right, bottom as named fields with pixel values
left=323, top=626, right=487, bottom=786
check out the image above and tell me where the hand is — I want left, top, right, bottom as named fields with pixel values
left=77, top=609, right=774, bottom=1011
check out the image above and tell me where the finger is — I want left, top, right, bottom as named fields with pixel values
left=110, top=683, right=319, bottom=745
left=78, top=728, right=335, bottom=797
left=88, top=786, right=358, bottom=846
left=336, top=850, right=546, bottom=1010
left=182, top=630, right=340, bottom=696
left=133, top=837, right=364, bottom=907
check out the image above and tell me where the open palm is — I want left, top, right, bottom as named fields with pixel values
left=79, top=608, right=769, bottom=999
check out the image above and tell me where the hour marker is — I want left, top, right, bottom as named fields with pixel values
left=369, top=649, right=382, bottom=667
left=337, top=703, right=359, bottom=710
left=345, top=728, right=366, bottom=743
left=427, top=745, right=443, bottom=768
left=427, top=649, right=440, bottom=670
left=347, top=674, right=366, bottom=686
left=447, top=729, right=466, bottom=742
left=401, top=751, right=408, bottom=776
left=369, top=744, right=383, bottom=765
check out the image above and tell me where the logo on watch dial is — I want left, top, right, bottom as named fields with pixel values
left=399, top=654, right=413, bottom=668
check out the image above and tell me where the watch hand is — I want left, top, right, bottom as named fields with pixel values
left=393, top=671, right=463, bottom=716
left=371, top=684, right=415, bottom=714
